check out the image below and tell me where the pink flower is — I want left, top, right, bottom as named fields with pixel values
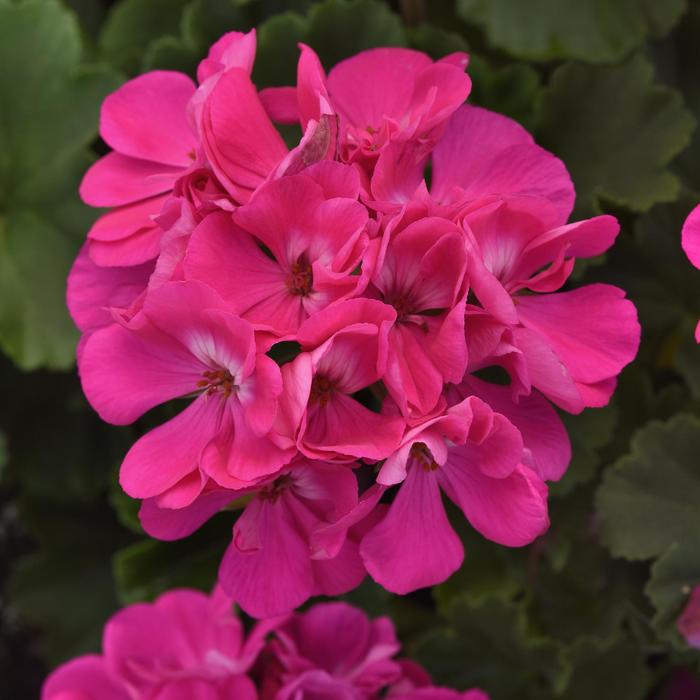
left=359, top=395, right=549, bottom=593
left=682, top=203, right=700, bottom=342
left=185, top=163, right=370, bottom=336
left=78, top=280, right=292, bottom=505
left=219, top=460, right=365, bottom=618
left=262, top=602, right=402, bottom=699
left=41, top=587, right=269, bottom=700
left=430, top=105, right=574, bottom=221
left=275, top=298, right=405, bottom=462
left=42, top=593, right=492, bottom=699
left=370, top=104, right=573, bottom=214
left=190, top=30, right=257, bottom=128
left=325, top=48, right=470, bottom=171
left=68, top=29, right=641, bottom=609
left=678, top=584, right=700, bottom=648
left=66, top=243, right=153, bottom=338
left=391, top=690, right=490, bottom=700
left=200, top=61, right=336, bottom=205
left=463, top=197, right=640, bottom=413
left=81, top=71, right=198, bottom=266
left=370, top=213, right=468, bottom=416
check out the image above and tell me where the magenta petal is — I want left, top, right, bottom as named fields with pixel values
left=328, top=48, right=432, bottom=130
left=103, top=603, right=187, bottom=686
left=101, top=71, right=196, bottom=166
left=204, top=401, right=292, bottom=487
left=683, top=204, right=700, bottom=269
left=303, top=160, right=361, bottom=199
left=311, top=537, right=367, bottom=596
left=42, top=656, right=127, bottom=700
left=297, top=43, right=330, bottom=128
left=79, top=321, right=204, bottom=424
left=463, top=376, right=571, bottom=482
left=303, top=392, right=404, bottom=462
left=66, top=244, right=153, bottom=334
left=277, top=672, right=359, bottom=700
left=678, top=585, right=700, bottom=648
left=509, top=325, right=582, bottom=411
left=361, top=466, right=463, bottom=594
left=432, top=105, right=574, bottom=223
left=139, top=488, right=237, bottom=541
left=440, top=458, right=549, bottom=546
left=184, top=212, right=295, bottom=331
left=87, top=194, right=168, bottom=266
left=80, top=152, right=181, bottom=207
left=517, top=215, right=619, bottom=279
left=371, top=139, right=430, bottom=204
left=220, top=498, right=314, bottom=618
left=202, top=68, right=288, bottom=202
left=119, top=396, right=220, bottom=499
left=259, top=86, right=299, bottom=124
left=516, top=284, right=640, bottom=386
left=197, top=29, right=257, bottom=83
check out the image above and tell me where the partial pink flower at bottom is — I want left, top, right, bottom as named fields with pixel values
left=681, top=203, right=700, bottom=342
left=42, top=587, right=270, bottom=700
left=391, top=690, right=490, bottom=700
left=261, top=602, right=402, bottom=700
left=677, top=584, right=700, bottom=648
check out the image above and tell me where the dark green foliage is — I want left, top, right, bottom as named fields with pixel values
left=3, top=1, right=700, bottom=697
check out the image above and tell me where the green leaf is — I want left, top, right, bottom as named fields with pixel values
left=143, top=34, right=200, bottom=74
left=670, top=5, right=700, bottom=193
left=468, top=56, right=541, bottom=131
left=181, top=0, right=255, bottom=55
left=305, top=0, right=407, bottom=68
left=8, top=501, right=129, bottom=664
left=113, top=516, right=229, bottom=604
left=529, top=489, right=647, bottom=644
left=551, top=404, right=618, bottom=497
left=433, top=503, right=527, bottom=612
left=646, top=542, right=700, bottom=649
left=0, top=212, right=79, bottom=369
left=109, top=479, right=144, bottom=535
left=66, top=0, right=108, bottom=39
left=99, top=0, right=190, bottom=75
left=0, top=0, right=121, bottom=369
left=407, top=23, right=469, bottom=59
left=253, top=11, right=308, bottom=88
left=562, top=636, right=653, bottom=700
left=596, top=413, right=700, bottom=560
left=0, top=431, right=6, bottom=483
left=456, top=0, right=686, bottom=64
left=413, top=596, right=567, bottom=699
left=536, top=55, right=695, bottom=216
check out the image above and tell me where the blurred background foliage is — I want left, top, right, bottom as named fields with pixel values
left=2, top=0, right=700, bottom=698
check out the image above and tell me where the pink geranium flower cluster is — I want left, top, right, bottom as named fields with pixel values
left=42, top=587, right=488, bottom=700
left=71, top=30, right=641, bottom=617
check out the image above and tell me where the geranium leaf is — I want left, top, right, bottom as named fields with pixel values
left=596, top=413, right=700, bottom=560
left=0, top=0, right=121, bottom=369
left=536, top=55, right=694, bottom=216
left=456, top=0, right=686, bottom=63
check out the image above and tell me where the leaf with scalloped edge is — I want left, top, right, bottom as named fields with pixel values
left=536, top=55, right=694, bottom=216
left=0, top=0, right=121, bottom=369
left=596, top=414, right=700, bottom=561
left=646, top=542, right=700, bottom=650
left=414, top=595, right=568, bottom=700
left=456, top=0, right=686, bottom=63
